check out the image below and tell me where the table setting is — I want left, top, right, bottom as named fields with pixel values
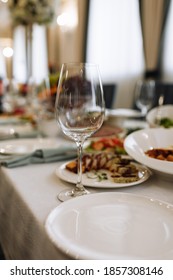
left=0, top=63, right=173, bottom=260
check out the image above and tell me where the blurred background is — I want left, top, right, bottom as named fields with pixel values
left=1, top=0, right=173, bottom=111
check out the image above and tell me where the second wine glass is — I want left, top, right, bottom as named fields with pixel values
left=135, top=79, right=155, bottom=116
left=55, top=62, right=105, bottom=201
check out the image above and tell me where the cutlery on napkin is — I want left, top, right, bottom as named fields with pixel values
left=0, top=147, right=77, bottom=168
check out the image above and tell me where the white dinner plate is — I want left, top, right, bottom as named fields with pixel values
left=0, top=116, right=23, bottom=125
left=106, top=108, right=143, bottom=118
left=45, top=192, right=173, bottom=259
left=0, top=123, right=33, bottom=136
left=55, top=161, right=150, bottom=188
left=124, top=127, right=173, bottom=176
left=0, top=138, right=75, bottom=155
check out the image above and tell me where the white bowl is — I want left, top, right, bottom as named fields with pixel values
left=146, top=105, right=173, bottom=128
left=124, top=127, right=173, bottom=177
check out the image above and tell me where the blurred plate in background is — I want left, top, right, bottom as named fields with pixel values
left=146, top=104, right=173, bottom=128
left=106, top=108, right=143, bottom=118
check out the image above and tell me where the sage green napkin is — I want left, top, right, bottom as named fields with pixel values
left=0, top=147, right=77, bottom=168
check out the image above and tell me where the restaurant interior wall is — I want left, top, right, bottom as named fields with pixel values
left=0, top=0, right=87, bottom=82
left=0, top=0, right=173, bottom=108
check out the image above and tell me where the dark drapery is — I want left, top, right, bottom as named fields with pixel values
left=139, top=0, right=170, bottom=79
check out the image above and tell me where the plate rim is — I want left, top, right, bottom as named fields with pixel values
left=0, top=138, right=69, bottom=154
left=55, top=161, right=151, bottom=189
left=45, top=192, right=173, bottom=260
left=106, top=108, right=143, bottom=118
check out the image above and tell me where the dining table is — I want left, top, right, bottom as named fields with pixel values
left=0, top=117, right=173, bottom=260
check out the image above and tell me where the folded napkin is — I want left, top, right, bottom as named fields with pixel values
left=0, top=147, right=77, bottom=168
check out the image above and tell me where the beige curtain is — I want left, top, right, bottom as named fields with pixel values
left=47, top=0, right=88, bottom=69
left=140, top=0, right=165, bottom=73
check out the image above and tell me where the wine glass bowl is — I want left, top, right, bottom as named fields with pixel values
left=135, top=79, right=155, bottom=116
left=55, top=63, right=105, bottom=201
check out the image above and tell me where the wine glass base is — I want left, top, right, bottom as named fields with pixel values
left=58, top=188, right=90, bottom=202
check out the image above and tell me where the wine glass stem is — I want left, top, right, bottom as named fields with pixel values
left=76, top=141, right=84, bottom=190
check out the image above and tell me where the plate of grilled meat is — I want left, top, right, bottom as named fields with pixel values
left=55, top=152, right=151, bottom=188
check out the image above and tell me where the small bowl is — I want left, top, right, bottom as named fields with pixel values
left=146, top=105, right=173, bottom=128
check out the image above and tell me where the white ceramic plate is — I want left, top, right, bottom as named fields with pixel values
left=55, top=162, right=150, bottom=188
left=146, top=104, right=173, bottom=128
left=0, top=138, right=75, bottom=155
left=0, top=116, right=22, bottom=125
left=0, top=123, right=33, bottom=136
left=45, top=192, right=173, bottom=259
left=124, top=127, right=173, bottom=176
left=106, top=108, right=142, bottom=118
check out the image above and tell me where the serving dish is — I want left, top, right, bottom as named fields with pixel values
left=55, top=161, right=150, bottom=189
left=124, top=127, right=173, bottom=176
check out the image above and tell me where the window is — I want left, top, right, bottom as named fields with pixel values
left=13, top=24, right=48, bottom=83
left=86, top=0, right=145, bottom=108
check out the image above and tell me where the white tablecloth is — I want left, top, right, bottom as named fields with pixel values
left=0, top=140, right=173, bottom=259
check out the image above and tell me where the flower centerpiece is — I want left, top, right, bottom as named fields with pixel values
left=8, top=0, right=55, bottom=25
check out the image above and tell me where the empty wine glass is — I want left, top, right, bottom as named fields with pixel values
left=135, top=79, right=155, bottom=116
left=26, top=76, right=53, bottom=137
left=2, top=78, right=28, bottom=114
left=55, top=62, right=105, bottom=201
